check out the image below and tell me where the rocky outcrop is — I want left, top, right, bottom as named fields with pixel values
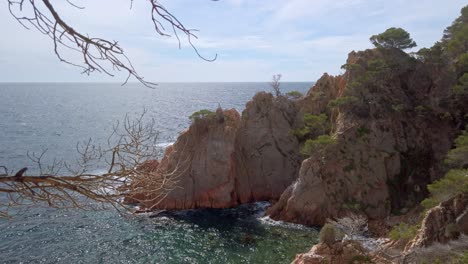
left=268, top=49, right=459, bottom=225
left=132, top=93, right=302, bottom=210
left=406, top=193, right=468, bottom=250
left=291, top=241, right=368, bottom=264
left=234, top=92, right=302, bottom=203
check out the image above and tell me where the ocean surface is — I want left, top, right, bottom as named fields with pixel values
left=0, top=82, right=317, bottom=264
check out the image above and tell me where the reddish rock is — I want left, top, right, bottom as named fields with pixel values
left=292, top=241, right=368, bottom=264
left=132, top=95, right=302, bottom=210
left=406, top=193, right=468, bottom=250
left=268, top=49, right=458, bottom=225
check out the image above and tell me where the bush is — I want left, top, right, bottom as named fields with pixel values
left=328, top=96, right=359, bottom=108
left=445, top=128, right=468, bottom=168
left=455, top=251, right=468, bottom=264
left=319, top=223, right=337, bottom=246
left=285, top=90, right=303, bottom=99
left=453, top=73, right=468, bottom=94
left=421, top=169, right=468, bottom=210
left=389, top=223, right=419, bottom=242
left=301, top=135, right=336, bottom=156
left=189, top=109, right=215, bottom=121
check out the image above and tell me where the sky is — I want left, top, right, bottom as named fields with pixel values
left=0, top=0, right=466, bottom=83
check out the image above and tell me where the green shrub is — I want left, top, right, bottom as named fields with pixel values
left=291, top=127, right=310, bottom=140
left=453, top=73, right=468, bottom=94
left=312, top=91, right=325, bottom=100
left=304, top=113, right=329, bottom=134
left=389, top=223, right=419, bottom=242
left=285, top=90, right=303, bottom=99
left=421, top=169, right=468, bottom=209
left=445, top=129, right=468, bottom=167
left=328, top=96, right=359, bottom=108
left=319, top=224, right=337, bottom=246
left=455, top=251, right=468, bottom=264
left=301, top=135, right=336, bottom=156
left=189, top=109, right=215, bottom=121
left=292, top=113, right=330, bottom=141
left=367, top=58, right=388, bottom=72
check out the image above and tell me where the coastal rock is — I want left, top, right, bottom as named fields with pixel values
left=234, top=92, right=302, bottom=203
left=406, top=193, right=468, bottom=250
left=269, top=49, right=458, bottom=225
left=134, top=108, right=241, bottom=209
left=291, top=241, right=368, bottom=264
left=133, top=92, right=302, bottom=210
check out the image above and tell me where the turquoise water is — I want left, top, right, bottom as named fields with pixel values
left=0, top=203, right=318, bottom=263
left=0, top=83, right=317, bottom=263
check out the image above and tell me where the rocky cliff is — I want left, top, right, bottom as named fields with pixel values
left=131, top=93, right=302, bottom=210
left=267, top=48, right=461, bottom=225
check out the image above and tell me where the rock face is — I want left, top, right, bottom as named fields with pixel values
left=406, top=193, right=468, bottom=250
left=291, top=241, right=368, bottom=264
left=268, top=49, right=459, bottom=225
left=234, top=92, right=302, bottom=203
left=133, top=93, right=302, bottom=210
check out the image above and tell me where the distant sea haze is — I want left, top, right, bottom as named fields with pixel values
left=0, top=82, right=313, bottom=174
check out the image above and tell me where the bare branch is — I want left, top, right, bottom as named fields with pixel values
left=7, top=0, right=218, bottom=87
left=0, top=111, right=184, bottom=218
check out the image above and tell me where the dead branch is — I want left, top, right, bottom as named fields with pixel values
left=7, top=0, right=218, bottom=87
left=0, top=110, right=185, bottom=218
left=270, top=74, right=282, bottom=96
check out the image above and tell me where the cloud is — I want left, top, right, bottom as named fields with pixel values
left=0, top=0, right=467, bottom=82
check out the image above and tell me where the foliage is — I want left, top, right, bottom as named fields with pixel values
left=443, top=6, right=468, bottom=57
left=367, top=58, right=388, bottom=72
left=453, top=73, right=468, bottom=94
left=416, top=44, right=444, bottom=64
left=301, top=135, right=336, bottom=156
left=291, top=127, right=310, bottom=140
left=189, top=109, right=215, bottom=121
left=444, top=129, right=468, bottom=168
left=389, top=223, right=419, bottom=242
left=456, top=52, right=468, bottom=73
left=304, top=114, right=329, bottom=134
left=292, top=113, right=330, bottom=141
left=328, top=96, right=359, bottom=108
left=455, top=251, right=468, bottom=264
left=319, top=223, right=337, bottom=246
left=370, top=27, right=417, bottom=50
left=421, top=169, right=468, bottom=210
left=285, top=90, right=303, bottom=100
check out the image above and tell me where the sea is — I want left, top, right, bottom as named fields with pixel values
left=0, top=82, right=318, bottom=264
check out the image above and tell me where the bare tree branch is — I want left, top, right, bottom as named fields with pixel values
left=7, top=0, right=218, bottom=87
left=0, top=110, right=185, bottom=218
